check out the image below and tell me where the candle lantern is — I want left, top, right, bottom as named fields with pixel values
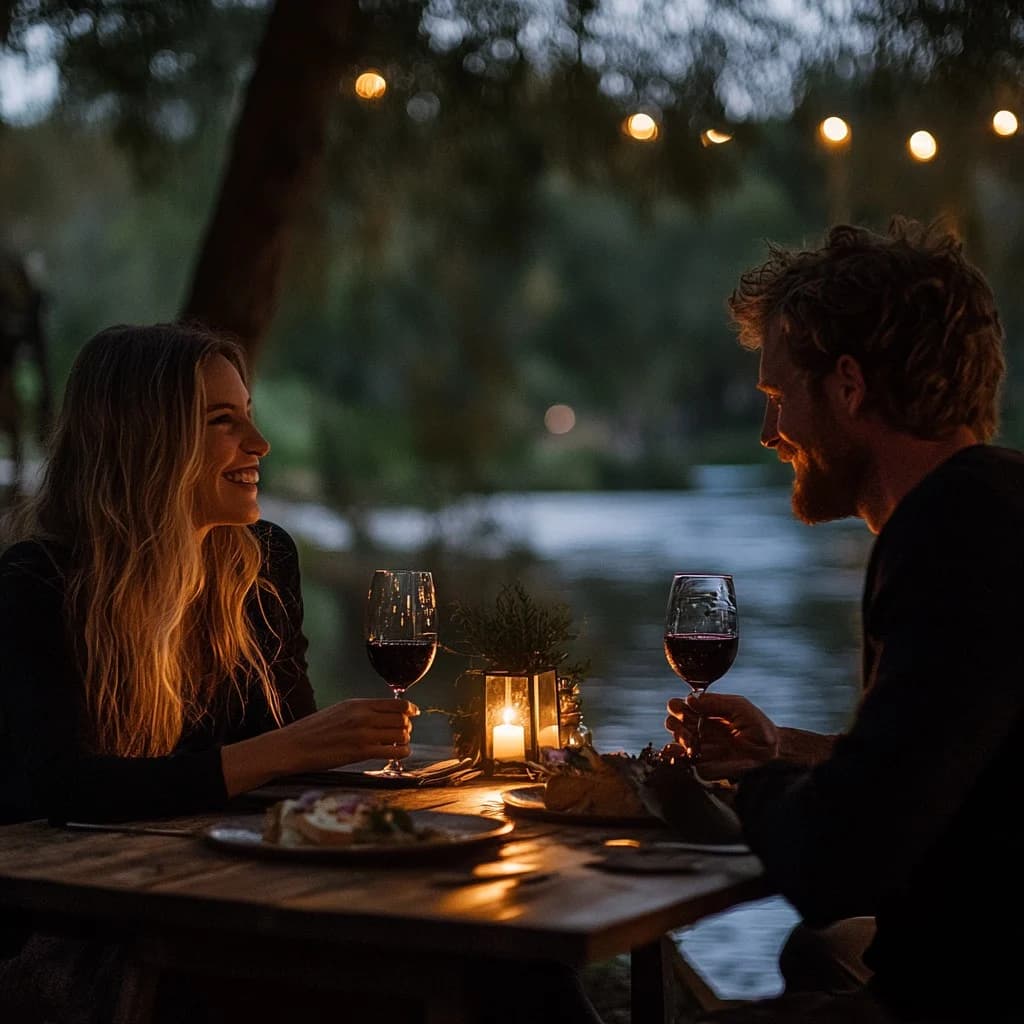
left=482, top=669, right=560, bottom=774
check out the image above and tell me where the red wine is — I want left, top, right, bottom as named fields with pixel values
left=664, top=633, right=737, bottom=689
left=366, top=640, right=437, bottom=692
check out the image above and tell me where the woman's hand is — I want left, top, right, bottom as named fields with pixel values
left=287, top=698, right=419, bottom=770
left=664, top=692, right=780, bottom=781
left=221, top=698, right=419, bottom=797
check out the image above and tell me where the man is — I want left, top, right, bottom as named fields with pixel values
left=667, top=219, right=1022, bottom=1022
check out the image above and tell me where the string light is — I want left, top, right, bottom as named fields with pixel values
left=819, top=116, right=850, bottom=144
left=992, top=110, right=1019, bottom=136
left=701, top=129, right=732, bottom=146
left=354, top=71, right=387, bottom=100
left=544, top=404, right=576, bottom=435
left=908, top=130, right=938, bottom=162
left=623, top=113, right=659, bottom=142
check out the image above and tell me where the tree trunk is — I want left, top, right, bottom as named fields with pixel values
left=180, top=0, right=359, bottom=364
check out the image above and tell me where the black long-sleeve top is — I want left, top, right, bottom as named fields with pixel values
left=0, top=520, right=316, bottom=824
left=735, top=445, right=1024, bottom=1017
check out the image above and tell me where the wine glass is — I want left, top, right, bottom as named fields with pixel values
left=663, top=573, right=738, bottom=765
left=364, top=569, right=438, bottom=778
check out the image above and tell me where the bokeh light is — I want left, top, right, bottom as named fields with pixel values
left=908, top=130, right=938, bottom=162
left=544, top=404, right=576, bottom=435
left=623, top=113, right=659, bottom=142
left=992, top=110, right=1019, bottom=137
left=819, top=116, right=850, bottom=144
left=701, top=129, right=732, bottom=146
left=354, top=71, right=387, bottom=101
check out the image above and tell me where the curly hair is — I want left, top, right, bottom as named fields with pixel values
left=728, top=217, right=1005, bottom=441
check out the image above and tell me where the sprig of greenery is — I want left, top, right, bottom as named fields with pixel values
left=450, top=580, right=589, bottom=677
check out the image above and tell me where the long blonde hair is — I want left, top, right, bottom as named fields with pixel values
left=13, top=322, right=282, bottom=756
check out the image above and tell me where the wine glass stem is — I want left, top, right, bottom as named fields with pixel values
left=691, top=686, right=707, bottom=763
left=384, top=687, right=406, bottom=775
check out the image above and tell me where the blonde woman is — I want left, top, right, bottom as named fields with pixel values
left=0, top=322, right=417, bottom=826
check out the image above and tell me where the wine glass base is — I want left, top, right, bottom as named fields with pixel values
left=364, top=759, right=406, bottom=779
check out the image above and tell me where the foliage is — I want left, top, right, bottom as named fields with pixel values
left=450, top=580, right=589, bottom=677
left=5, top=1, right=1024, bottom=492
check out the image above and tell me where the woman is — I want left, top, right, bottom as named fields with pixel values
left=0, top=321, right=417, bottom=826
left=0, top=321, right=607, bottom=1024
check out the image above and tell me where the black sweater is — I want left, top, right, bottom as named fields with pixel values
left=736, top=445, right=1024, bottom=1017
left=0, top=520, right=316, bottom=824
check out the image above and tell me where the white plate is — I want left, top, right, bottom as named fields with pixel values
left=203, top=810, right=514, bottom=863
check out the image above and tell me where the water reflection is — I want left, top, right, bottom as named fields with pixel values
left=263, top=478, right=875, bottom=998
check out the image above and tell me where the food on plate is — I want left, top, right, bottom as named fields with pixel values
left=540, top=744, right=743, bottom=843
left=542, top=746, right=652, bottom=818
left=262, top=790, right=439, bottom=848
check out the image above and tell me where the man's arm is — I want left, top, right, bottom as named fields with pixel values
left=667, top=693, right=837, bottom=779
left=777, top=726, right=837, bottom=766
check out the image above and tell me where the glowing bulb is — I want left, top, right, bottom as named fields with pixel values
left=623, top=113, right=659, bottom=142
left=354, top=71, right=387, bottom=100
left=544, top=404, right=576, bottom=434
left=908, top=130, right=938, bottom=162
left=819, top=116, right=850, bottom=144
left=701, top=128, right=732, bottom=146
left=992, top=110, right=1019, bottom=137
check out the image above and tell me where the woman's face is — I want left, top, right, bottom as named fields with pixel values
left=194, top=354, right=270, bottom=535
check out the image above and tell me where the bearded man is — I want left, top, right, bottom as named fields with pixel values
left=667, top=219, right=1020, bottom=1023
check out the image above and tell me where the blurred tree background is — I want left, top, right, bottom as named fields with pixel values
left=2, top=0, right=1024, bottom=511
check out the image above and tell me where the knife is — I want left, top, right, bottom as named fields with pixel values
left=63, top=821, right=197, bottom=838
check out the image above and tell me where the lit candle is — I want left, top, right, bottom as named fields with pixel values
left=493, top=707, right=525, bottom=761
left=538, top=725, right=561, bottom=749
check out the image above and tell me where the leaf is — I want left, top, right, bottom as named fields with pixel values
left=449, top=580, right=586, bottom=675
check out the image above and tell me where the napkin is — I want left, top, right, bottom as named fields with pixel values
left=589, top=847, right=707, bottom=874
left=638, top=761, right=744, bottom=845
left=276, top=757, right=479, bottom=790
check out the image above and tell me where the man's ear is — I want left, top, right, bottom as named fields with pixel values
left=831, top=354, right=866, bottom=417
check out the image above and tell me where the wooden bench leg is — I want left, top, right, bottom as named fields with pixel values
left=113, top=957, right=160, bottom=1024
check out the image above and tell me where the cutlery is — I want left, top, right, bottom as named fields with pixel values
left=64, top=821, right=197, bottom=838
left=431, top=868, right=557, bottom=888
left=603, top=838, right=750, bottom=855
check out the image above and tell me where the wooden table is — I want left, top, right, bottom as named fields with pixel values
left=0, top=776, right=772, bottom=1023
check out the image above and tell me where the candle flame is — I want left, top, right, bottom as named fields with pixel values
left=502, top=706, right=516, bottom=726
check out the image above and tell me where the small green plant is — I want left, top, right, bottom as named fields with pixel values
left=450, top=580, right=589, bottom=679
left=428, top=581, right=590, bottom=762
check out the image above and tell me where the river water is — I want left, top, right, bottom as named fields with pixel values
left=261, top=469, right=875, bottom=999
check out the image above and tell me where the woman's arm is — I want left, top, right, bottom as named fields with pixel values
left=223, top=524, right=420, bottom=794
left=220, top=697, right=417, bottom=796
left=0, top=555, right=234, bottom=822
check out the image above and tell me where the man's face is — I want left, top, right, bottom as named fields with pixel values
left=757, top=324, right=869, bottom=524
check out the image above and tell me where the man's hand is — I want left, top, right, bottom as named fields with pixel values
left=665, top=692, right=780, bottom=780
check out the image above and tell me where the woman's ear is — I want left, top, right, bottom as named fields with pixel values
left=830, top=354, right=867, bottom=417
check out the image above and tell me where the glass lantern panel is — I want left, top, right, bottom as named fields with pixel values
left=530, top=670, right=560, bottom=751
left=483, top=674, right=533, bottom=763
